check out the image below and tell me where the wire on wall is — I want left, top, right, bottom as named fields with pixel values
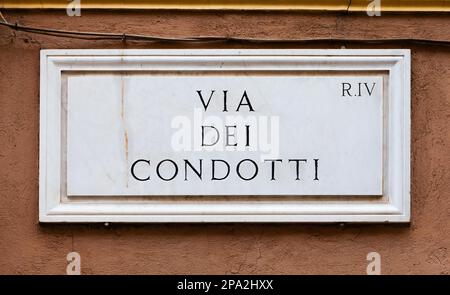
left=1, top=12, right=450, bottom=46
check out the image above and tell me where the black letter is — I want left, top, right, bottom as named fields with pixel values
left=223, top=90, right=228, bottom=112
left=202, top=125, right=220, bottom=146
left=288, top=159, right=307, bottom=180
left=225, top=125, right=238, bottom=146
left=365, top=82, right=376, bottom=96
left=196, top=90, right=215, bottom=111
left=236, top=90, right=255, bottom=112
left=236, top=159, right=258, bottom=181
left=184, top=159, right=203, bottom=181
left=314, top=159, right=319, bottom=180
left=245, top=125, right=250, bottom=147
left=131, top=159, right=150, bottom=181
left=342, top=83, right=352, bottom=97
left=264, top=159, right=282, bottom=180
left=156, top=159, right=178, bottom=181
left=211, top=159, right=230, bottom=180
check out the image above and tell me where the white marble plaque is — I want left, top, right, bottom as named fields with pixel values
left=66, top=74, right=383, bottom=196
left=39, top=50, right=410, bottom=222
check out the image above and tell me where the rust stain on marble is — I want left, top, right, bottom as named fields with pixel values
left=120, top=75, right=129, bottom=188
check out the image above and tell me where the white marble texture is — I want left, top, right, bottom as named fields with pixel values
left=66, top=74, right=383, bottom=196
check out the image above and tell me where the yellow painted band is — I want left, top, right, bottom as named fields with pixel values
left=0, top=0, right=450, bottom=12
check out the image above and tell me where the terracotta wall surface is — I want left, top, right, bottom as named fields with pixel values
left=0, top=10, right=449, bottom=275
